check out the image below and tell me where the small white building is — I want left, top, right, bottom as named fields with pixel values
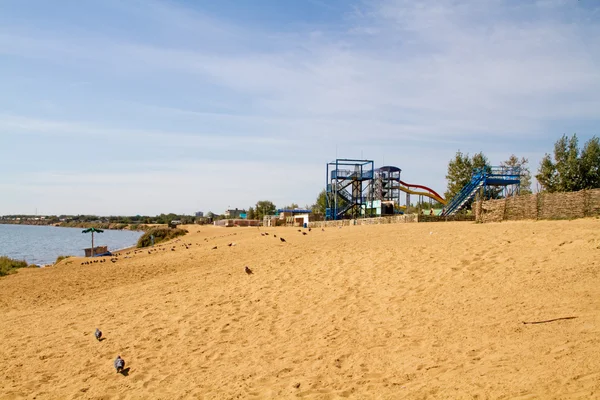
left=292, top=213, right=310, bottom=227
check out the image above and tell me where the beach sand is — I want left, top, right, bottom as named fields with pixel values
left=0, top=219, right=599, bottom=399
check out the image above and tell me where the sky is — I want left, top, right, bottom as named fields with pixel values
left=1, top=0, right=599, bottom=216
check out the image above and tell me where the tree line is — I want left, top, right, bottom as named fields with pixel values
left=536, top=134, right=600, bottom=192
left=445, top=133, right=599, bottom=207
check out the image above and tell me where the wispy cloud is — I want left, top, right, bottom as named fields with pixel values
left=1, top=0, right=599, bottom=214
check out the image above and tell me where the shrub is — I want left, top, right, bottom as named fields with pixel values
left=55, top=255, right=72, bottom=264
left=136, top=227, right=188, bottom=248
left=0, top=256, right=31, bottom=277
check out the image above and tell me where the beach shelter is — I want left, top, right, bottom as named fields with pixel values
left=82, top=227, right=104, bottom=257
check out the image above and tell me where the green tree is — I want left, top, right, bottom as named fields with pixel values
left=501, top=155, right=532, bottom=194
left=471, top=151, right=490, bottom=172
left=580, top=136, right=600, bottom=189
left=555, top=134, right=581, bottom=192
left=445, top=150, right=499, bottom=208
left=444, top=150, right=473, bottom=201
left=254, top=200, right=276, bottom=220
left=312, top=189, right=327, bottom=215
left=536, top=134, right=600, bottom=192
left=536, top=154, right=558, bottom=192
left=282, top=203, right=299, bottom=210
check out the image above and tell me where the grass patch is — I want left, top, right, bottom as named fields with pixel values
left=0, top=256, right=33, bottom=277
left=55, top=255, right=72, bottom=264
left=136, top=227, right=188, bottom=248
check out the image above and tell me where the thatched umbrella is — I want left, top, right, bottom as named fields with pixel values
left=82, top=227, right=104, bottom=257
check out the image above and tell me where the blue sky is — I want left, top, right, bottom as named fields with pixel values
left=1, top=0, right=599, bottom=216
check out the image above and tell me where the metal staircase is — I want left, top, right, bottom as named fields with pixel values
left=328, top=184, right=356, bottom=218
left=441, top=173, right=485, bottom=216
left=442, top=166, right=521, bottom=216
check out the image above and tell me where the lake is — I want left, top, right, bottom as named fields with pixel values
left=0, top=224, right=144, bottom=265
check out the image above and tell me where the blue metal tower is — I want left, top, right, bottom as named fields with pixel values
left=326, top=159, right=375, bottom=220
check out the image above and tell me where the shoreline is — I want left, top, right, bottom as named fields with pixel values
left=0, top=224, right=146, bottom=267
left=0, top=221, right=157, bottom=232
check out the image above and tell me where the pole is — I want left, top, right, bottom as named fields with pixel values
left=91, top=231, right=94, bottom=258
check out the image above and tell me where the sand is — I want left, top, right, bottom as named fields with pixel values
left=0, top=219, right=599, bottom=399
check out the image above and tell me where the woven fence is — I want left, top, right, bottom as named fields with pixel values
left=475, top=188, right=600, bottom=223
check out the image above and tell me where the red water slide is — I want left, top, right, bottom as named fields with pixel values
left=398, top=180, right=445, bottom=202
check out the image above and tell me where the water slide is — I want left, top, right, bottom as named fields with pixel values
left=397, top=180, right=447, bottom=205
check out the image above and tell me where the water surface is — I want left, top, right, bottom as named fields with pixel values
left=0, top=224, right=143, bottom=265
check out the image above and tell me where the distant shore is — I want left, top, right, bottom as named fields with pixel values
left=0, top=224, right=147, bottom=266
left=0, top=221, right=158, bottom=232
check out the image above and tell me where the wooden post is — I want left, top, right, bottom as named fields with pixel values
left=91, top=231, right=94, bottom=258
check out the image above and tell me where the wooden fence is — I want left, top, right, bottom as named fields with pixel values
left=475, top=188, right=600, bottom=223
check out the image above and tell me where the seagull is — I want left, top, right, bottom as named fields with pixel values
left=280, top=237, right=286, bottom=243
left=212, top=246, right=217, bottom=250
left=298, top=229, right=302, bottom=232
left=264, top=233, right=269, bottom=236
left=302, top=232, right=307, bottom=235
left=260, top=233, right=265, bottom=236
left=228, top=243, right=233, bottom=247
left=95, top=328, right=102, bottom=341
left=114, top=355, right=125, bottom=373
left=321, top=228, right=325, bottom=232
left=245, top=266, right=253, bottom=275
left=308, top=228, right=312, bottom=232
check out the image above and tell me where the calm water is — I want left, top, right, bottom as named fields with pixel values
left=0, top=224, right=144, bottom=265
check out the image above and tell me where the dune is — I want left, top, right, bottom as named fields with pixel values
left=0, top=219, right=599, bottom=399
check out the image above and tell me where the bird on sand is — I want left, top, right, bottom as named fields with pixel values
left=264, top=232, right=269, bottom=236
left=114, top=355, right=125, bottom=373
left=321, top=228, right=325, bottom=232
left=228, top=243, right=233, bottom=247
left=212, top=246, right=217, bottom=250
left=308, top=228, right=312, bottom=232
left=297, top=229, right=301, bottom=232
left=95, top=328, right=102, bottom=341
left=302, top=232, right=307, bottom=235
left=245, top=266, right=253, bottom=275
left=280, top=237, right=286, bottom=243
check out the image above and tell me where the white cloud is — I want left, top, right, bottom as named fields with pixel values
left=1, top=0, right=599, bottom=214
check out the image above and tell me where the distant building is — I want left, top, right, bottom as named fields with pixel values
left=195, top=211, right=204, bottom=217
left=224, top=208, right=246, bottom=219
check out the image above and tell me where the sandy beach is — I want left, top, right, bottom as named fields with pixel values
left=0, top=219, right=599, bottom=399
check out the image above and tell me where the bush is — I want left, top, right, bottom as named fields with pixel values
left=136, top=227, right=188, bottom=248
left=0, top=256, right=31, bottom=277
left=55, top=255, right=72, bottom=264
